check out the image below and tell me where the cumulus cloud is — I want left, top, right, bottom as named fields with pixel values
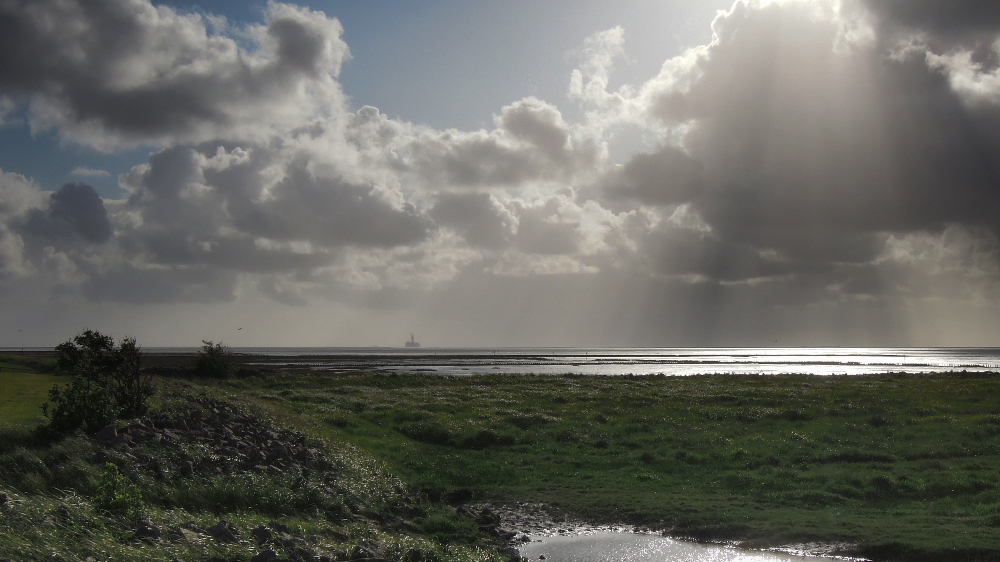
left=430, top=192, right=514, bottom=249
left=0, top=169, right=45, bottom=276
left=403, top=98, right=605, bottom=189
left=581, top=0, right=1000, bottom=275
left=20, top=182, right=112, bottom=245
left=0, top=0, right=349, bottom=150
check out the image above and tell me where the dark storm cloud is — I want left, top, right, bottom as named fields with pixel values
left=20, top=182, right=111, bottom=245
left=0, top=0, right=348, bottom=149
left=863, top=0, right=1000, bottom=36
left=616, top=0, right=1000, bottom=272
left=640, top=226, right=785, bottom=282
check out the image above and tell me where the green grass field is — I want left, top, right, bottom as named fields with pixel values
left=217, top=371, right=1000, bottom=560
left=0, top=356, right=64, bottom=426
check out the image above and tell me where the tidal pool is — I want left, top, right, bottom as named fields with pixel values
left=517, top=531, right=855, bottom=562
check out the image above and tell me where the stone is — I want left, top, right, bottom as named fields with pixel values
left=252, top=525, right=272, bottom=544
left=95, top=424, right=117, bottom=440
left=134, top=521, right=162, bottom=542
left=207, top=520, right=239, bottom=543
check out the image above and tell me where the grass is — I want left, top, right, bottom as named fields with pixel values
left=0, top=355, right=64, bottom=426
left=0, top=376, right=509, bottom=562
left=6, top=362, right=1000, bottom=561
left=218, top=371, right=1000, bottom=561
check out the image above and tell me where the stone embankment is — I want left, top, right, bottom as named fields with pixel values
left=88, top=396, right=437, bottom=562
left=96, top=396, right=333, bottom=478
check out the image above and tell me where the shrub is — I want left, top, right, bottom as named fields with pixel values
left=43, top=330, right=153, bottom=435
left=94, top=462, right=144, bottom=522
left=193, top=340, right=236, bottom=378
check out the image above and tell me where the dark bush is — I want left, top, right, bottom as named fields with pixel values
left=193, top=340, right=236, bottom=378
left=42, top=330, right=153, bottom=435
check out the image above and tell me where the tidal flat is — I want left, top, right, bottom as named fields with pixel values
left=217, top=370, right=1000, bottom=561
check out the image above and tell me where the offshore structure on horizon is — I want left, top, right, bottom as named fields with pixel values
left=405, top=333, right=420, bottom=348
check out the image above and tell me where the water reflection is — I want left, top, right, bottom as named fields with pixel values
left=219, top=346, right=1000, bottom=376
left=518, top=532, right=853, bottom=562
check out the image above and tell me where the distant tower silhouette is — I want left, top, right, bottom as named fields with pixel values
left=405, top=332, right=421, bottom=348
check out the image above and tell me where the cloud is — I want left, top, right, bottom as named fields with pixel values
left=862, top=0, right=1000, bottom=37
left=0, top=0, right=349, bottom=150
left=20, top=182, right=112, bottom=245
left=430, top=192, right=514, bottom=249
left=3, top=0, right=1000, bottom=344
left=580, top=0, right=1000, bottom=270
left=70, top=167, right=110, bottom=177
left=607, top=146, right=703, bottom=205
left=0, top=168, right=44, bottom=276
left=403, top=98, right=606, bottom=189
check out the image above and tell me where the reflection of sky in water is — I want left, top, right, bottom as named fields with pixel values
left=377, top=347, right=1000, bottom=376
left=210, top=346, right=1000, bottom=376
left=518, top=532, right=845, bottom=562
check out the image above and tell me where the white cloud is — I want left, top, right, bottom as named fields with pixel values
left=0, top=0, right=350, bottom=150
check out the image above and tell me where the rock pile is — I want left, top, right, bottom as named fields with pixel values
left=94, top=396, right=335, bottom=478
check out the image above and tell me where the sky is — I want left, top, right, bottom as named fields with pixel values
left=2, top=0, right=1000, bottom=348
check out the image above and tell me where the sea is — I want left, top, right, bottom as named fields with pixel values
left=156, top=346, right=1000, bottom=376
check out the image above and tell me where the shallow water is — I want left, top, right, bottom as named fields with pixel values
left=221, top=346, right=1000, bottom=376
left=517, top=532, right=852, bottom=562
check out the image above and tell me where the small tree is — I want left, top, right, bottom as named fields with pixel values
left=193, top=340, right=236, bottom=378
left=43, top=330, right=153, bottom=435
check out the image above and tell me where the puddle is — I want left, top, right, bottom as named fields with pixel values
left=517, top=531, right=856, bottom=562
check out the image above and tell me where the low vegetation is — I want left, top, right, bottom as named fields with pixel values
left=225, top=371, right=1000, bottom=561
left=194, top=340, right=237, bottom=379
left=0, top=339, right=510, bottom=562
left=6, top=346, right=1000, bottom=562
left=44, top=330, right=153, bottom=435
